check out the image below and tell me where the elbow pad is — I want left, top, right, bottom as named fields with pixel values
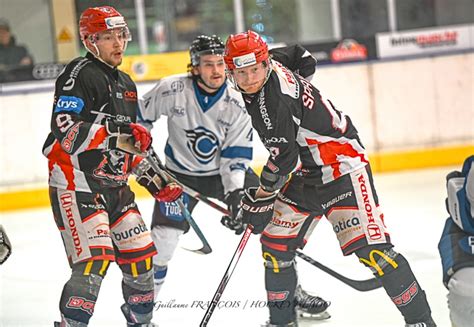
left=260, top=165, right=289, bottom=193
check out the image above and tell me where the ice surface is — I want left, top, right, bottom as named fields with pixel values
left=0, top=167, right=453, bottom=326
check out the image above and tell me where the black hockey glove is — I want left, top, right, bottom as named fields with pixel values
left=105, top=119, right=152, bottom=155
left=240, top=187, right=277, bottom=234
left=132, top=159, right=183, bottom=202
left=0, top=224, right=12, bottom=265
left=221, top=189, right=245, bottom=235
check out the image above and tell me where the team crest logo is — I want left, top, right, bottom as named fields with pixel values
left=185, top=127, right=219, bottom=164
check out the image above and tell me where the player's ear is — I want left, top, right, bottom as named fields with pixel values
left=191, top=65, right=200, bottom=76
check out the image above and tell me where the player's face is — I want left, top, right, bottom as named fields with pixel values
left=0, top=28, right=10, bottom=46
left=231, top=62, right=268, bottom=94
left=194, top=54, right=226, bottom=91
left=92, top=28, right=128, bottom=67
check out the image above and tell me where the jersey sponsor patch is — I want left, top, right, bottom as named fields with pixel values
left=158, top=194, right=189, bottom=221
left=233, top=52, right=257, bottom=68
left=54, top=95, right=85, bottom=114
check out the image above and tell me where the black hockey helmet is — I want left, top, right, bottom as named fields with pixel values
left=189, top=35, right=225, bottom=66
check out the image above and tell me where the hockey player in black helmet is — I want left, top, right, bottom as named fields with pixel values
left=137, top=34, right=259, bottom=320
left=138, top=34, right=330, bottom=323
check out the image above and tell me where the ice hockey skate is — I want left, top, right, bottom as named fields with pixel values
left=54, top=318, right=87, bottom=326
left=294, top=285, right=331, bottom=320
left=261, top=321, right=298, bottom=327
left=121, top=303, right=159, bottom=326
left=405, top=317, right=437, bottom=327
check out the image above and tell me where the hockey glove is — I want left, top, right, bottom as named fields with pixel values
left=220, top=188, right=246, bottom=234
left=106, top=119, right=152, bottom=155
left=0, top=224, right=12, bottom=265
left=240, top=187, right=277, bottom=234
left=133, top=159, right=183, bottom=202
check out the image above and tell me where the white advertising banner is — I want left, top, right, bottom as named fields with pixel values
left=376, top=24, right=474, bottom=58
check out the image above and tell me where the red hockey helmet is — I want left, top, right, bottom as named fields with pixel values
left=79, top=6, right=128, bottom=41
left=224, top=30, right=269, bottom=70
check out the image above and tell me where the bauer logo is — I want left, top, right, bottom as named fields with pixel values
left=233, top=53, right=257, bottom=68
left=54, top=96, right=85, bottom=114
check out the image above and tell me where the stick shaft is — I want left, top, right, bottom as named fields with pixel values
left=200, top=226, right=253, bottom=326
left=295, top=251, right=382, bottom=292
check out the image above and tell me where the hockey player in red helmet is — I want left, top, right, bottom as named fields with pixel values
left=224, top=30, right=437, bottom=327
left=224, top=30, right=271, bottom=94
left=79, top=6, right=132, bottom=67
left=45, top=6, right=181, bottom=326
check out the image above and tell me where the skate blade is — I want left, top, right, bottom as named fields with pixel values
left=298, top=310, right=331, bottom=320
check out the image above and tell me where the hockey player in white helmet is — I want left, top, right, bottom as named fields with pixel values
left=439, top=155, right=474, bottom=327
left=138, top=34, right=330, bottom=321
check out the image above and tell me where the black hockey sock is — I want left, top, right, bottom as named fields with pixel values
left=377, top=254, right=433, bottom=324
left=265, top=262, right=297, bottom=324
left=59, top=272, right=102, bottom=324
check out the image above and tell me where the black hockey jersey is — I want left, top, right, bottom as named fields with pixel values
left=243, top=48, right=368, bottom=185
left=42, top=52, right=141, bottom=193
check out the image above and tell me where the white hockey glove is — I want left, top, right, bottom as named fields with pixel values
left=0, top=224, right=12, bottom=264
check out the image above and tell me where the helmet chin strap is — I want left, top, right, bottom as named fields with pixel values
left=83, top=37, right=128, bottom=69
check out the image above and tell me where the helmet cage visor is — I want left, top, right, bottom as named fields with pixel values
left=191, top=48, right=225, bottom=66
left=226, top=59, right=271, bottom=94
left=89, top=26, right=132, bottom=43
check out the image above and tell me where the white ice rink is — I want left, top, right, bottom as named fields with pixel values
left=0, top=166, right=456, bottom=327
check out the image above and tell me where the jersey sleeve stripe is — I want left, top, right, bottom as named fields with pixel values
left=221, top=146, right=253, bottom=159
left=86, top=126, right=108, bottom=150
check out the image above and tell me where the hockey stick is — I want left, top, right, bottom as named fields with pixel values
left=174, top=180, right=381, bottom=292
left=180, top=184, right=230, bottom=216
left=200, top=225, right=253, bottom=327
left=295, top=251, right=382, bottom=292
left=146, top=150, right=212, bottom=255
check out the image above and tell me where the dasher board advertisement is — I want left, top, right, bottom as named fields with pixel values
left=376, top=24, right=474, bottom=59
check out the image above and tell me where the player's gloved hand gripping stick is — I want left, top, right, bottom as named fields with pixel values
left=184, top=183, right=382, bottom=292
left=146, top=149, right=212, bottom=255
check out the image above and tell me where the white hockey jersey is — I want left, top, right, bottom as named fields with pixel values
left=138, top=74, right=253, bottom=194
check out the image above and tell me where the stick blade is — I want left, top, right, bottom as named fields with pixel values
left=182, top=244, right=212, bottom=255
